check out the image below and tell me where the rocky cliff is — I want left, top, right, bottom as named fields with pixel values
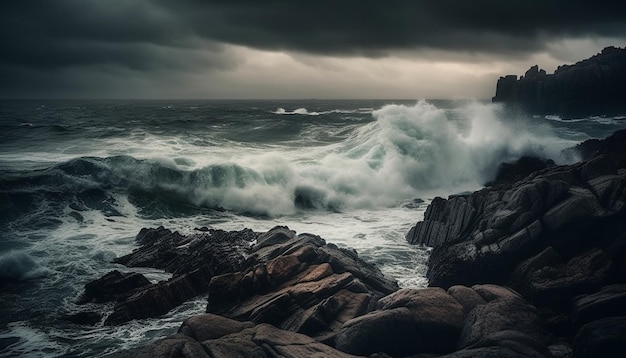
left=407, top=129, right=626, bottom=357
left=492, top=47, right=626, bottom=118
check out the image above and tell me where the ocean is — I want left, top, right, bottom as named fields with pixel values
left=1, top=99, right=625, bottom=356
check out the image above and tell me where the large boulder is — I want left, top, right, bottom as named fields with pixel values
left=335, top=287, right=465, bottom=356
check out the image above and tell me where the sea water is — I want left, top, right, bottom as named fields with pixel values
left=1, top=99, right=625, bottom=356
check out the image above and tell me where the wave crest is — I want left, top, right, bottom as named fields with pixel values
left=1, top=100, right=576, bottom=218
left=0, top=252, right=50, bottom=283
left=273, top=107, right=368, bottom=116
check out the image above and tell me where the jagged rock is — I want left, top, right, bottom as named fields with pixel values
left=406, top=195, right=477, bottom=248
left=77, top=270, right=151, bottom=304
left=510, top=248, right=613, bottom=311
left=458, top=296, right=552, bottom=349
left=206, top=227, right=398, bottom=343
left=115, top=227, right=254, bottom=275
left=571, top=128, right=626, bottom=164
left=89, top=129, right=626, bottom=357
left=104, top=268, right=213, bottom=325
left=242, top=323, right=359, bottom=357
left=486, top=156, right=555, bottom=187
left=79, top=228, right=256, bottom=325
left=116, top=287, right=561, bottom=358
left=492, top=46, right=626, bottom=118
left=408, top=130, right=626, bottom=292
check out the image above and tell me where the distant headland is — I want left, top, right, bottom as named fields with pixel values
left=492, top=46, right=626, bottom=118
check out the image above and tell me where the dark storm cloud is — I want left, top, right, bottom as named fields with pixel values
left=1, top=1, right=626, bottom=98
left=160, top=0, right=626, bottom=55
left=3, top=0, right=626, bottom=71
left=0, top=0, right=193, bottom=70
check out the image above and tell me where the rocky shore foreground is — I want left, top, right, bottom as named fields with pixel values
left=71, top=130, right=626, bottom=357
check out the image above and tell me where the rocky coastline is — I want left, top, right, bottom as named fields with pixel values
left=67, top=128, right=626, bottom=357
left=492, top=46, right=626, bottom=119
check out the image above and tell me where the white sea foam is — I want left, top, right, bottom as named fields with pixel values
left=2, top=100, right=579, bottom=220
left=273, top=107, right=368, bottom=116
left=122, top=100, right=575, bottom=217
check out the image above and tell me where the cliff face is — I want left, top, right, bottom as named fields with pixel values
left=406, top=129, right=626, bottom=357
left=492, top=46, right=626, bottom=118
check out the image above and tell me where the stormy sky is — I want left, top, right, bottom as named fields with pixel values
left=2, top=1, right=626, bottom=99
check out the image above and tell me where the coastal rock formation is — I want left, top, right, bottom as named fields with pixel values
left=407, top=129, right=626, bottom=357
left=492, top=46, right=626, bottom=118
left=77, top=227, right=256, bottom=325
left=334, top=287, right=466, bottom=356
left=115, top=313, right=361, bottom=358
left=119, top=284, right=561, bottom=358
left=407, top=129, right=626, bottom=288
left=206, top=226, right=399, bottom=343
left=77, top=225, right=399, bottom=329
left=81, top=129, right=626, bottom=357
left=104, top=227, right=564, bottom=357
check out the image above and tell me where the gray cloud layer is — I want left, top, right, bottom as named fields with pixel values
left=2, top=1, right=626, bottom=97
left=171, top=0, right=626, bottom=54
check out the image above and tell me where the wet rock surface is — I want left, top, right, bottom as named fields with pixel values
left=206, top=226, right=399, bottom=343
left=81, top=130, right=626, bottom=357
left=407, top=129, right=626, bottom=357
left=78, top=227, right=256, bottom=325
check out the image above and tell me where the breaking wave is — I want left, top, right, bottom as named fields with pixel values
left=0, top=252, right=50, bottom=283
left=273, top=107, right=370, bottom=116
left=0, top=100, right=575, bottom=219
